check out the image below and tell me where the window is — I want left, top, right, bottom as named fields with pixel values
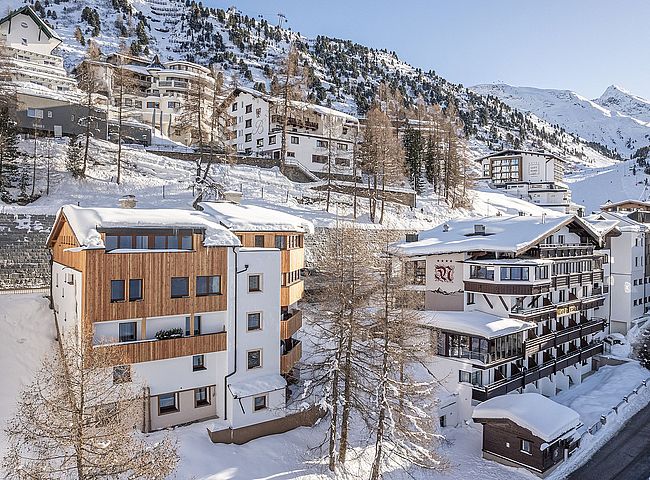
left=535, top=265, right=549, bottom=280
left=245, top=133, right=252, bottom=142
left=158, top=393, right=178, bottom=414
left=254, top=235, right=265, bottom=247
left=247, top=312, right=261, bottom=331
left=253, top=395, right=267, bottom=411
left=245, top=119, right=252, bottom=128
left=196, top=275, right=221, bottom=296
left=119, top=235, right=132, bottom=249
left=113, top=365, right=131, bottom=384
left=21, top=38, right=28, bottom=46
left=558, top=235, right=565, bottom=244
left=500, top=267, right=529, bottom=281
left=439, top=415, right=447, bottom=428
left=459, top=370, right=471, bottom=383
left=256, top=138, right=264, bottom=148
left=312, top=154, right=327, bottom=164
left=118, top=322, right=137, bottom=342
left=181, top=235, right=192, bottom=250
left=171, top=277, right=189, bottom=298
left=287, top=151, right=295, bottom=158
left=268, top=135, right=277, bottom=145
left=467, top=292, right=475, bottom=305
left=469, top=265, right=494, bottom=280
left=245, top=104, right=252, bottom=113
left=111, top=280, right=125, bottom=302
left=520, top=439, right=532, bottom=454
left=193, top=354, right=206, bottom=371
left=195, top=387, right=210, bottom=407
left=275, top=235, right=287, bottom=250
left=316, top=139, right=328, bottom=148
left=337, top=143, right=348, bottom=150
left=335, top=157, right=350, bottom=167
left=248, top=274, right=261, bottom=292
left=291, top=136, right=300, bottom=144
left=146, top=101, right=160, bottom=109
left=47, top=111, right=52, bottom=118
left=185, top=315, right=201, bottom=336
left=129, top=279, right=143, bottom=302
left=247, top=349, right=262, bottom=369
left=135, top=235, right=148, bottom=249
left=232, top=103, right=238, bottom=112
left=105, top=235, right=118, bottom=251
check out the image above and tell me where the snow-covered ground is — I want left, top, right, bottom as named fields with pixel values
left=1, top=291, right=648, bottom=480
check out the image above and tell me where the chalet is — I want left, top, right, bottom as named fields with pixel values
left=47, top=201, right=314, bottom=441
left=476, top=150, right=579, bottom=214
left=392, top=213, right=608, bottom=422
left=0, top=6, right=76, bottom=92
left=226, top=86, right=359, bottom=176
left=473, top=393, right=582, bottom=476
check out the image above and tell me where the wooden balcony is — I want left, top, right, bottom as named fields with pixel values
left=281, top=248, right=305, bottom=273
left=472, top=341, right=604, bottom=402
left=281, top=310, right=303, bottom=339
left=524, top=318, right=606, bottom=356
left=464, top=281, right=550, bottom=296
left=539, top=244, right=594, bottom=258
left=281, top=340, right=302, bottom=374
left=96, top=331, right=227, bottom=366
left=281, top=280, right=304, bottom=307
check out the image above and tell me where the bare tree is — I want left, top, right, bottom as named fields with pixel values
left=112, top=46, right=139, bottom=184
left=77, top=42, right=103, bottom=177
left=3, top=332, right=179, bottom=479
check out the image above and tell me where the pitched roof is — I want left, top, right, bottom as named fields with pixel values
left=473, top=393, right=581, bottom=442
left=419, top=310, right=536, bottom=339
left=600, top=198, right=650, bottom=211
left=475, top=149, right=567, bottom=164
left=199, top=202, right=315, bottom=233
left=0, top=6, right=61, bottom=42
left=47, top=205, right=240, bottom=249
left=391, top=214, right=601, bottom=257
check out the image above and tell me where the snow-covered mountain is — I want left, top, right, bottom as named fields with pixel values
left=471, top=84, right=650, bottom=158
left=4, top=0, right=619, bottom=167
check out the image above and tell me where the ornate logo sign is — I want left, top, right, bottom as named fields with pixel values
left=434, top=264, right=454, bottom=283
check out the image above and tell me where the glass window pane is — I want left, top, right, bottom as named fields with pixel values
left=129, top=279, right=142, bottom=301
left=118, top=322, right=136, bottom=342
left=248, top=313, right=261, bottom=330
left=247, top=350, right=261, bottom=369
left=154, top=236, right=166, bottom=249
left=105, top=235, right=118, bottom=251
left=119, top=235, right=132, bottom=249
left=209, top=275, right=220, bottom=294
left=167, top=235, right=178, bottom=249
left=249, top=275, right=260, bottom=292
left=181, top=235, right=192, bottom=250
left=196, top=276, right=207, bottom=296
left=135, top=236, right=148, bottom=249
left=171, top=277, right=189, bottom=298
left=111, top=280, right=125, bottom=302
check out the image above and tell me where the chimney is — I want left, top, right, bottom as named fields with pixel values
left=118, top=195, right=137, bottom=209
left=474, top=224, right=486, bottom=235
left=541, top=213, right=547, bottom=224
left=405, top=233, right=419, bottom=243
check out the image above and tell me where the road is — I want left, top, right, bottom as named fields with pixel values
left=569, top=401, right=650, bottom=480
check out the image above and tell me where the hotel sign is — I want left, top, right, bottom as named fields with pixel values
left=556, top=304, right=579, bottom=317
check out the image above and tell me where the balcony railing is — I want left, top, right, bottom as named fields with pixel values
left=524, top=318, right=606, bottom=355
left=472, top=341, right=604, bottom=401
left=281, top=280, right=304, bottom=307
left=539, top=244, right=595, bottom=258
left=95, top=331, right=227, bottom=366
left=281, top=340, right=302, bottom=374
left=270, top=114, right=319, bottom=131
left=281, top=310, right=303, bottom=339
left=464, top=281, right=550, bottom=296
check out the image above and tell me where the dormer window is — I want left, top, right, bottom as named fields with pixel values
left=21, top=38, right=28, bottom=46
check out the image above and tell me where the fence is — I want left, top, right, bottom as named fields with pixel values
left=0, top=287, right=49, bottom=295
left=579, top=377, right=650, bottom=443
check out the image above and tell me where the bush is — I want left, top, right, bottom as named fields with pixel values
left=154, top=328, right=183, bottom=340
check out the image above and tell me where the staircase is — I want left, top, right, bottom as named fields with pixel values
left=0, top=214, right=55, bottom=290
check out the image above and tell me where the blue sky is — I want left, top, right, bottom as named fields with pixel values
left=213, top=1, right=650, bottom=99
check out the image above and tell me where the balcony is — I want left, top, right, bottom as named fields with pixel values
left=281, top=340, right=302, bottom=374
left=464, top=281, right=550, bottom=296
left=539, top=244, right=595, bottom=258
left=281, top=280, right=304, bottom=307
left=552, top=270, right=604, bottom=288
left=472, top=341, right=604, bottom=401
left=270, top=114, right=319, bottom=131
left=281, top=310, right=303, bottom=339
left=281, top=248, right=305, bottom=273
left=524, top=318, right=607, bottom=355
left=95, top=331, right=227, bottom=366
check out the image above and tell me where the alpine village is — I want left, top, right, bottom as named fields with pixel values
left=0, top=2, right=649, bottom=480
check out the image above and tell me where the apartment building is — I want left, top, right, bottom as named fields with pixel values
left=47, top=201, right=312, bottom=439
left=477, top=150, right=579, bottom=214
left=227, top=86, right=359, bottom=175
left=0, top=6, right=76, bottom=92
left=392, top=214, right=607, bottom=423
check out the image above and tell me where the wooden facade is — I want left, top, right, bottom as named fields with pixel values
left=281, top=280, right=304, bottom=307
left=473, top=417, right=576, bottom=475
left=280, top=310, right=302, bottom=340
left=281, top=340, right=302, bottom=374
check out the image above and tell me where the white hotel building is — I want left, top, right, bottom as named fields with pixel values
left=393, top=214, right=608, bottom=424
left=227, top=86, right=359, bottom=175
left=47, top=202, right=313, bottom=441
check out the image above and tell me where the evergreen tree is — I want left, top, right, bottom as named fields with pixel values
left=635, top=328, right=650, bottom=370
left=66, top=135, right=84, bottom=178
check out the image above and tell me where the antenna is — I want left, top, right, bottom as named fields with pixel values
left=277, top=13, right=286, bottom=28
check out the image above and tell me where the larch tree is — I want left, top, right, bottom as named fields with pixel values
left=76, top=41, right=103, bottom=177
left=2, top=332, right=179, bottom=479
left=112, top=46, right=138, bottom=184
left=367, top=237, right=447, bottom=479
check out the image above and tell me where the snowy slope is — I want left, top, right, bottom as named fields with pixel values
left=471, top=84, right=650, bottom=157
left=596, top=85, right=650, bottom=123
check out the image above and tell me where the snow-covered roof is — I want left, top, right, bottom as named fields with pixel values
left=419, top=310, right=535, bottom=338
left=475, top=149, right=567, bottom=164
left=392, top=214, right=599, bottom=257
left=600, top=198, right=650, bottom=211
left=228, top=374, right=287, bottom=398
left=473, top=393, right=581, bottom=442
left=199, top=202, right=315, bottom=233
left=49, top=205, right=239, bottom=249
left=585, top=211, right=643, bottom=235
left=0, top=6, right=62, bottom=42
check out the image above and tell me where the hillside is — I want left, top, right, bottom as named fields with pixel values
left=471, top=83, right=650, bottom=158
left=4, top=0, right=617, bottom=167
